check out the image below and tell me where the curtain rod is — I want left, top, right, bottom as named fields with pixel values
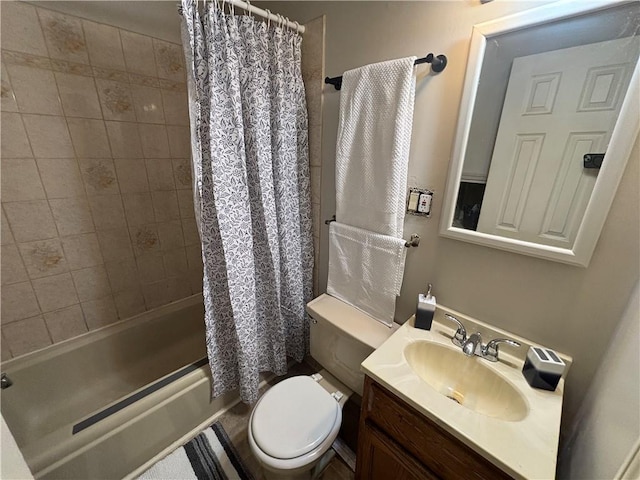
left=177, top=0, right=306, bottom=34
left=324, top=53, right=448, bottom=91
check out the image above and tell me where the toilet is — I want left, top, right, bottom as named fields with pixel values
left=248, top=294, right=398, bottom=479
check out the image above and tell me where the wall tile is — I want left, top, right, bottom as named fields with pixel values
left=105, top=121, right=143, bottom=158
left=188, top=269, right=203, bottom=295
left=1, top=62, right=18, bottom=113
left=7, top=64, right=62, bottom=115
left=157, top=221, right=184, bottom=251
left=1, top=244, right=28, bottom=285
left=32, top=272, right=79, bottom=312
left=78, top=158, right=120, bottom=196
left=97, top=228, right=134, bottom=262
left=172, top=158, right=192, bottom=190
left=38, top=9, right=89, bottom=64
left=49, top=196, right=95, bottom=236
left=131, top=85, right=164, bottom=124
left=104, top=259, right=139, bottom=293
left=1, top=159, right=46, bottom=201
left=0, top=281, right=41, bottom=324
left=87, top=195, right=126, bottom=230
left=22, top=114, right=74, bottom=158
left=81, top=296, right=118, bottom=330
left=153, top=39, right=185, bottom=83
left=95, top=79, right=135, bottom=121
left=122, top=192, right=155, bottom=226
left=139, top=124, right=170, bottom=158
left=311, top=166, right=321, bottom=204
left=61, top=233, right=103, bottom=270
left=182, top=217, right=200, bottom=246
left=67, top=118, right=111, bottom=158
left=136, top=252, right=165, bottom=284
left=120, top=30, right=157, bottom=77
left=130, top=224, right=161, bottom=257
left=83, top=21, right=125, bottom=71
left=71, top=265, right=111, bottom=302
left=161, top=89, right=188, bottom=125
left=114, top=289, right=146, bottom=319
left=146, top=158, right=175, bottom=191
left=1, top=112, right=33, bottom=158
left=167, top=125, right=190, bottom=158
left=18, top=239, right=69, bottom=279
left=2, top=316, right=51, bottom=356
left=36, top=158, right=86, bottom=198
left=55, top=72, right=102, bottom=118
left=1, top=210, right=14, bottom=245
left=43, top=304, right=87, bottom=342
left=2, top=333, right=12, bottom=361
left=151, top=190, right=180, bottom=222
left=185, top=244, right=203, bottom=271
left=177, top=189, right=195, bottom=219
left=3, top=200, right=57, bottom=242
left=114, top=158, right=149, bottom=193
left=0, top=2, right=48, bottom=56
left=163, top=248, right=188, bottom=277
left=141, top=279, right=170, bottom=309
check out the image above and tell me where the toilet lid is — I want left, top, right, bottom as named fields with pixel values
left=251, top=376, right=339, bottom=460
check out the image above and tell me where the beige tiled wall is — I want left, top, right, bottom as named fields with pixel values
left=0, top=2, right=202, bottom=359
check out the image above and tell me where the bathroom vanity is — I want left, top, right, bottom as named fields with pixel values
left=356, top=308, right=570, bottom=479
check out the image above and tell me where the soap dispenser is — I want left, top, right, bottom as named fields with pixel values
left=415, top=284, right=437, bottom=330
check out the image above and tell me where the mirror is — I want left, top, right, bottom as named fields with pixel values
left=440, top=0, right=639, bottom=267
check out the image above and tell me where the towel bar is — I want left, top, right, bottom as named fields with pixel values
left=324, top=216, right=420, bottom=248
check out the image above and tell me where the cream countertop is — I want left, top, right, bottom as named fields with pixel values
left=360, top=305, right=571, bottom=480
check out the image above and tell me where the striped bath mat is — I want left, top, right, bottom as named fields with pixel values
left=138, top=422, right=254, bottom=480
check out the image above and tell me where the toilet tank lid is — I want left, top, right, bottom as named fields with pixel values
left=306, top=294, right=399, bottom=350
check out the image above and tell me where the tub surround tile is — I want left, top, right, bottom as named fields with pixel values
left=151, top=191, right=180, bottom=222
left=43, top=304, right=88, bottom=342
left=131, top=85, right=165, bottom=124
left=61, top=233, right=103, bottom=270
left=114, top=158, right=150, bottom=193
left=97, top=228, right=134, bottom=262
left=182, top=218, right=200, bottom=246
left=88, top=195, right=126, bottom=231
left=55, top=72, right=102, bottom=118
left=146, top=158, right=175, bottom=191
left=136, top=252, right=165, bottom=284
left=50, top=58, right=93, bottom=77
left=153, top=39, right=185, bottom=83
left=71, top=265, right=111, bottom=302
left=121, top=30, right=157, bottom=77
left=96, top=78, right=135, bottom=122
left=167, top=125, right=191, bottom=158
left=1, top=245, right=29, bottom=285
left=0, top=2, right=48, bottom=57
left=92, top=66, right=129, bottom=83
left=79, top=158, right=120, bottom=196
left=310, top=166, right=321, bottom=205
left=105, top=259, right=139, bottom=293
left=18, top=239, right=69, bottom=279
left=38, top=9, right=89, bottom=64
left=131, top=224, right=161, bottom=257
left=139, top=124, right=170, bottom=158
left=157, top=221, right=185, bottom=250
left=1, top=112, right=33, bottom=158
left=172, top=158, right=192, bottom=190
left=3, top=200, right=58, bottom=243
left=185, top=244, right=203, bottom=271
left=105, top=121, right=143, bottom=158
left=142, top=277, right=190, bottom=309
left=122, top=192, right=156, bottom=226
left=177, top=190, right=196, bottom=219
left=23, top=114, right=75, bottom=158
left=1, top=282, right=41, bottom=324
left=163, top=248, right=188, bottom=277
left=1, top=62, right=18, bottom=112
left=1, top=334, right=12, bottom=361
left=188, top=269, right=204, bottom=295
left=6, top=64, right=62, bottom=115
left=49, top=197, right=95, bottom=236
left=81, top=296, right=118, bottom=330
left=161, top=89, right=188, bottom=125
left=83, top=21, right=126, bottom=71
left=36, top=158, right=86, bottom=199
left=32, top=272, right=79, bottom=312
left=114, top=289, right=146, bottom=319
left=1, top=210, right=14, bottom=245
left=67, top=118, right=112, bottom=158
left=1, top=159, right=46, bottom=202
left=128, top=73, right=159, bottom=88
left=2, top=316, right=52, bottom=357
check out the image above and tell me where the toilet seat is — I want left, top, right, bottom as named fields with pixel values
left=248, top=375, right=343, bottom=471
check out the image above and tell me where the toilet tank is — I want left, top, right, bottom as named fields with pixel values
left=306, top=294, right=399, bottom=397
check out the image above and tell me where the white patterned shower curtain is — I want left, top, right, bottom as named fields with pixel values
left=180, top=0, right=313, bottom=404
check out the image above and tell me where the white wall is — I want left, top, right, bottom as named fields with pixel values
left=257, top=0, right=640, bottom=439
left=558, top=281, right=640, bottom=479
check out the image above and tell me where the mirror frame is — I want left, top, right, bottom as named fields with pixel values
left=440, top=0, right=640, bottom=267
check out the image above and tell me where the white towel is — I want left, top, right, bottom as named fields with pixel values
left=327, top=222, right=407, bottom=327
left=335, top=56, right=417, bottom=238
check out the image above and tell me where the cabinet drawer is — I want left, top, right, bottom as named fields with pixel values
left=362, top=376, right=512, bottom=480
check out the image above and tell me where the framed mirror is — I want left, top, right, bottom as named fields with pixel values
left=440, top=0, right=639, bottom=267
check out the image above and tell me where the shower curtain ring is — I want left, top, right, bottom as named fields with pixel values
left=265, top=9, right=271, bottom=28
left=245, top=0, right=252, bottom=18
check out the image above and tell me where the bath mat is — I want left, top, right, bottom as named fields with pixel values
left=138, top=421, right=254, bottom=480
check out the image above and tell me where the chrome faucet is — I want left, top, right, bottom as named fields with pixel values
left=443, top=314, right=521, bottom=362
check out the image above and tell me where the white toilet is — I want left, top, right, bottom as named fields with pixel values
left=248, top=294, right=398, bottom=479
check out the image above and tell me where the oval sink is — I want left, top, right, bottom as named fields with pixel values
left=404, top=341, right=528, bottom=422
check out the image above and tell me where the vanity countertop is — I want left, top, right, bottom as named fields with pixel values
left=360, top=306, right=568, bottom=480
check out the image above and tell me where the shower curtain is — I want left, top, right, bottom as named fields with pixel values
left=180, top=0, right=313, bottom=404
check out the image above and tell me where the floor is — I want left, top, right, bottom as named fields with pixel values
left=213, top=361, right=355, bottom=480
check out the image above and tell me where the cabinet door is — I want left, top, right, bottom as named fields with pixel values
left=356, top=422, right=438, bottom=480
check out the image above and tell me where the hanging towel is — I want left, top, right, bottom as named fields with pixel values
left=327, top=222, right=407, bottom=327
left=335, top=56, right=417, bottom=238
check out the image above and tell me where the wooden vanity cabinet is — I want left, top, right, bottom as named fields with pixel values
left=356, top=376, right=513, bottom=480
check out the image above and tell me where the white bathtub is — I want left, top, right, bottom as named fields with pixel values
left=0, top=295, right=239, bottom=479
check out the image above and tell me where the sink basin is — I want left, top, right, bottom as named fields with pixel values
left=404, top=341, right=528, bottom=422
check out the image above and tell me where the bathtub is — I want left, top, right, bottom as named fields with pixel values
left=0, top=295, right=240, bottom=479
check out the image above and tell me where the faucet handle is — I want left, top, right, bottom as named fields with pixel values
left=482, top=338, right=521, bottom=362
left=443, top=314, right=467, bottom=347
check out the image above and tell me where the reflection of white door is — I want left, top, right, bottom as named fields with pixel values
left=477, top=37, right=639, bottom=247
